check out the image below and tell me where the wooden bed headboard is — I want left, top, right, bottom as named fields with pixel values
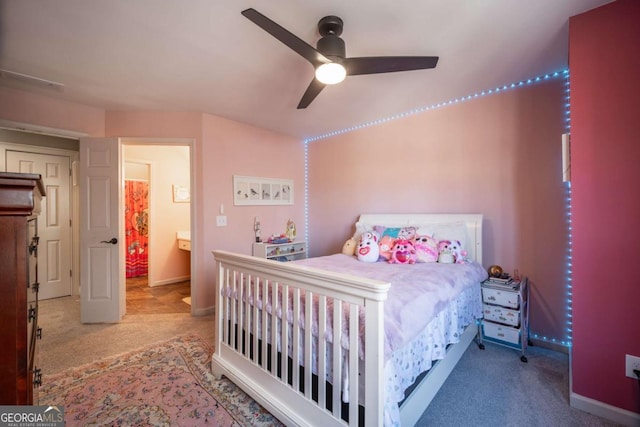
left=356, top=213, right=483, bottom=265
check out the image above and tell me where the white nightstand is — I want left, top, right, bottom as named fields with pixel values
left=252, top=241, right=307, bottom=262
left=478, top=277, right=529, bottom=362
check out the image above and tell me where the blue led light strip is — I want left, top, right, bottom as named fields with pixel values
left=303, top=69, right=573, bottom=347
left=303, top=142, right=310, bottom=253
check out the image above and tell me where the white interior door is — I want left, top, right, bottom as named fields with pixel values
left=79, top=137, right=124, bottom=323
left=6, top=151, right=72, bottom=299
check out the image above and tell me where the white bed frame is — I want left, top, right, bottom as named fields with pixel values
left=212, top=214, right=483, bottom=426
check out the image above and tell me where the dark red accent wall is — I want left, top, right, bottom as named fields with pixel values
left=570, top=0, right=640, bottom=413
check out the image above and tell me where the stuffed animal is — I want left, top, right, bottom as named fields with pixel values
left=448, top=239, right=468, bottom=264
left=388, top=239, right=416, bottom=264
left=413, top=234, right=439, bottom=263
left=357, top=232, right=379, bottom=262
left=378, top=235, right=396, bottom=261
left=342, top=238, right=357, bottom=256
left=361, top=231, right=377, bottom=242
left=437, top=240, right=455, bottom=263
left=398, top=226, right=417, bottom=241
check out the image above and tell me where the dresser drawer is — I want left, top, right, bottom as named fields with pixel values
left=483, top=304, right=520, bottom=326
left=483, top=320, right=521, bottom=344
left=482, top=287, right=519, bottom=309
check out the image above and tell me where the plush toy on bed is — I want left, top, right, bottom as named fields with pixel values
left=448, top=239, right=469, bottom=264
left=437, top=239, right=468, bottom=263
left=378, top=235, right=396, bottom=261
left=398, top=226, right=417, bottom=241
left=437, top=240, right=455, bottom=263
left=413, top=234, right=439, bottom=263
left=342, top=238, right=357, bottom=256
left=357, top=232, right=380, bottom=262
left=388, top=239, right=416, bottom=264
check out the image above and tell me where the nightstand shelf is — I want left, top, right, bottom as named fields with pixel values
left=478, top=277, right=529, bottom=362
left=253, top=241, right=307, bottom=262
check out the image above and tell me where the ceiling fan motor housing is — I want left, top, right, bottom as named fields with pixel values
left=318, top=15, right=343, bottom=36
left=317, top=35, right=345, bottom=59
left=317, top=15, right=345, bottom=59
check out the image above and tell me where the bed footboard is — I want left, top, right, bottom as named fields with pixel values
left=212, top=250, right=391, bottom=427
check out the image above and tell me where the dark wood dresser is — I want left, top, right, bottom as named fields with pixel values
left=0, top=172, right=45, bottom=405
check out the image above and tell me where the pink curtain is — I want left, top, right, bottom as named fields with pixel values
left=125, top=180, right=149, bottom=278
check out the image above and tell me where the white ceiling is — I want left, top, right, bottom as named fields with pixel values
left=0, top=0, right=611, bottom=139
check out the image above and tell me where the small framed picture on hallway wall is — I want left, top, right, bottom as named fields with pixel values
left=233, top=175, right=293, bottom=206
left=172, top=185, right=190, bottom=203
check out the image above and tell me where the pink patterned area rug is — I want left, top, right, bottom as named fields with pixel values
left=39, top=334, right=282, bottom=426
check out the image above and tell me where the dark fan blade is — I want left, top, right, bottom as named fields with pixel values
left=344, top=56, right=439, bottom=76
left=242, top=8, right=331, bottom=67
left=297, top=79, right=326, bottom=109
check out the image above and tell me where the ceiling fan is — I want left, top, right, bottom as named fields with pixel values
left=241, top=8, right=439, bottom=109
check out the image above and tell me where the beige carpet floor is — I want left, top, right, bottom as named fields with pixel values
left=38, top=295, right=214, bottom=375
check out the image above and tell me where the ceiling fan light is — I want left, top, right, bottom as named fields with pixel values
left=315, top=63, right=346, bottom=85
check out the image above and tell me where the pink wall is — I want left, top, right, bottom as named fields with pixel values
left=199, top=114, right=305, bottom=313
left=200, top=113, right=305, bottom=261
left=308, top=79, right=568, bottom=344
left=0, top=86, right=105, bottom=136
left=106, top=111, right=202, bottom=139
left=570, top=0, right=640, bottom=414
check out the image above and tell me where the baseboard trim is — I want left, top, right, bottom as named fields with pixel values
left=570, top=391, right=640, bottom=426
left=192, top=306, right=214, bottom=316
left=529, top=337, right=569, bottom=354
left=151, top=275, right=191, bottom=287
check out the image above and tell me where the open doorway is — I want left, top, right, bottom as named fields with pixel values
left=122, top=143, right=192, bottom=315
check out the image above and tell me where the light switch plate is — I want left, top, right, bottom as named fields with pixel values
left=216, top=215, right=227, bottom=227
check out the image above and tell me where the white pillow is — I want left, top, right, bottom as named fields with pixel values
left=416, top=222, right=467, bottom=249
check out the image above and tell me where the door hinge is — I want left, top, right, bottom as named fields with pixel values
left=69, top=219, right=72, bottom=227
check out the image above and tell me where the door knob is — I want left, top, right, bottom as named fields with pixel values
left=100, top=237, right=118, bottom=244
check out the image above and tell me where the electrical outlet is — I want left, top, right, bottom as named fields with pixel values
left=625, top=354, right=640, bottom=378
left=216, top=215, right=227, bottom=227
